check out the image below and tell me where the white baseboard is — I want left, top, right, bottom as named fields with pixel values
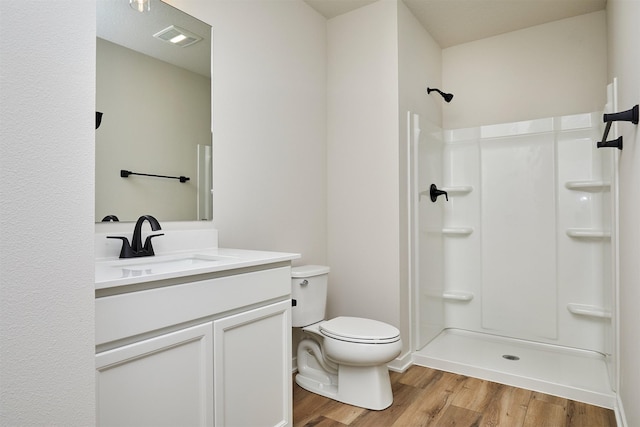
left=615, top=394, right=627, bottom=427
left=388, top=352, right=413, bottom=373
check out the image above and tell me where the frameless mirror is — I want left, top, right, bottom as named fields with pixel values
left=96, top=0, right=212, bottom=223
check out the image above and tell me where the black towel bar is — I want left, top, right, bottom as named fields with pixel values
left=120, top=169, right=190, bottom=183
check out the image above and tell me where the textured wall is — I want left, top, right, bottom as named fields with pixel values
left=0, top=1, right=96, bottom=425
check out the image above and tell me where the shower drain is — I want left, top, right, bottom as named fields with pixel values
left=502, top=354, right=520, bottom=361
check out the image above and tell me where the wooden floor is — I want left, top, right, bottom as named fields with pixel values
left=293, top=365, right=616, bottom=427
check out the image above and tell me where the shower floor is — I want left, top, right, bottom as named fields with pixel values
left=413, top=328, right=615, bottom=409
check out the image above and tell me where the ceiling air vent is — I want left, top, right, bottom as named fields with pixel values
left=153, top=25, right=202, bottom=48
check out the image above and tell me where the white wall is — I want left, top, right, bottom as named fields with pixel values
left=607, top=1, right=640, bottom=425
left=169, top=0, right=327, bottom=265
left=0, top=1, right=95, bottom=425
left=443, top=11, right=608, bottom=129
left=326, top=0, right=400, bottom=328
left=398, top=2, right=443, bottom=130
left=96, top=39, right=211, bottom=222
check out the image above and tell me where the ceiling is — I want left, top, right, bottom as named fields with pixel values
left=96, top=0, right=606, bottom=77
left=97, top=0, right=211, bottom=77
left=304, top=0, right=607, bottom=48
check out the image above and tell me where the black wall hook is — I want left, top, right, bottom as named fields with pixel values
left=598, top=105, right=638, bottom=150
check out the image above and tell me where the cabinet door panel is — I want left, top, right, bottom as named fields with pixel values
left=96, top=323, right=213, bottom=427
left=214, top=300, right=291, bottom=427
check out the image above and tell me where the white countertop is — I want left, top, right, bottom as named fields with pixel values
left=95, top=248, right=300, bottom=290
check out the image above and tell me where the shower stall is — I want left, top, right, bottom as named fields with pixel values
left=409, top=107, right=618, bottom=408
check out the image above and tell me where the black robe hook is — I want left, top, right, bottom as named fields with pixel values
left=598, top=105, right=638, bottom=150
left=96, top=111, right=103, bottom=129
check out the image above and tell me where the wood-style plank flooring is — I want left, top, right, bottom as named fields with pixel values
left=293, top=365, right=616, bottom=427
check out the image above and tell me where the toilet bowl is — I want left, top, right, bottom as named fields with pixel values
left=292, top=266, right=402, bottom=410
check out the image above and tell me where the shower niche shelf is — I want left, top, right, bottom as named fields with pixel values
left=564, top=181, right=611, bottom=192
left=443, top=291, right=474, bottom=302
left=441, top=227, right=473, bottom=236
left=566, top=228, right=611, bottom=239
left=567, top=303, right=611, bottom=319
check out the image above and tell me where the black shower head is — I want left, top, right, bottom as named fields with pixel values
left=427, top=87, right=454, bottom=103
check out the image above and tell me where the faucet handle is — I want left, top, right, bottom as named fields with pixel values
left=142, top=233, right=164, bottom=256
left=430, top=184, right=449, bottom=202
left=106, top=236, right=135, bottom=259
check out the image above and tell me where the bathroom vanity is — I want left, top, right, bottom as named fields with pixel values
left=95, top=248, right=299, bottom=427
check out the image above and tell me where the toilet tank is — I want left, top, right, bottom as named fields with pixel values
left=291, top=265, right=330, bottom=327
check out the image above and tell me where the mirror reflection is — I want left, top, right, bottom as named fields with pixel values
left=96, top=0, right=212, bottom=223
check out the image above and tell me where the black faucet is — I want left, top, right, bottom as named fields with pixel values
left=107, top=215, right=164, bottom=258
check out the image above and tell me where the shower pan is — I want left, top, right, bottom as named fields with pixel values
left=409, top=111, right=617, bottom=409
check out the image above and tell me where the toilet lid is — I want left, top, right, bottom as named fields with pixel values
left=319, top=317, right=400, bottom=344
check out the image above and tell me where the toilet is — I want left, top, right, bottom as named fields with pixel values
left=292, top=265, right=402, bottom=410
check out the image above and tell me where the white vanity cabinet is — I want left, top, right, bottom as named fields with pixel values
left=95, top=263, right=293, bottom=427
left=96, top=322, right=214, bottom=426
left=213, top=300, right=291, bottom=426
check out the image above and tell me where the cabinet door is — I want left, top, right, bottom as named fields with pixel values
left=96, top=323, right=213, bottom=427
left=214, top=300, right=291, bottom=427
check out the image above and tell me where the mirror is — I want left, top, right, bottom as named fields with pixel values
left=96, top=0, right=212, bottom=223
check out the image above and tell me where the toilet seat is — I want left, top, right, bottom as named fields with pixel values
left=319, top=316, right=400, bottom=344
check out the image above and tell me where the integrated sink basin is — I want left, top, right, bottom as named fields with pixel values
left=95, top=247, right=301, bottom=290
left=95, top=253, right=242, bottom=286
left=117, top=254, right=228, bottom=274
left=111, top=254, right=236, bottom=277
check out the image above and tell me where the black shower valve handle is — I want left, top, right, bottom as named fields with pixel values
left=430, top=184, right=448, bottom=202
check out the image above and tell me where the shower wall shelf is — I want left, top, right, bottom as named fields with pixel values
left=442, top=227, right=473, bottom=236
left=419, top=186, right=472, bottom=199
left=564, top=181, right=611, bottom=192
left=441, top=186, right=473, bottom=195
left=443, top=291, right=474, bottom=302
left=567, top=303, right=612, bottom=319
left=566, top=229, right=611, bottom=239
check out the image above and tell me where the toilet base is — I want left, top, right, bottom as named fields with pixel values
left=295, top=363, right=393, bottom=410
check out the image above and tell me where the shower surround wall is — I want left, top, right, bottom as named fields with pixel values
left=414, top=112, right=615, bottom=407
